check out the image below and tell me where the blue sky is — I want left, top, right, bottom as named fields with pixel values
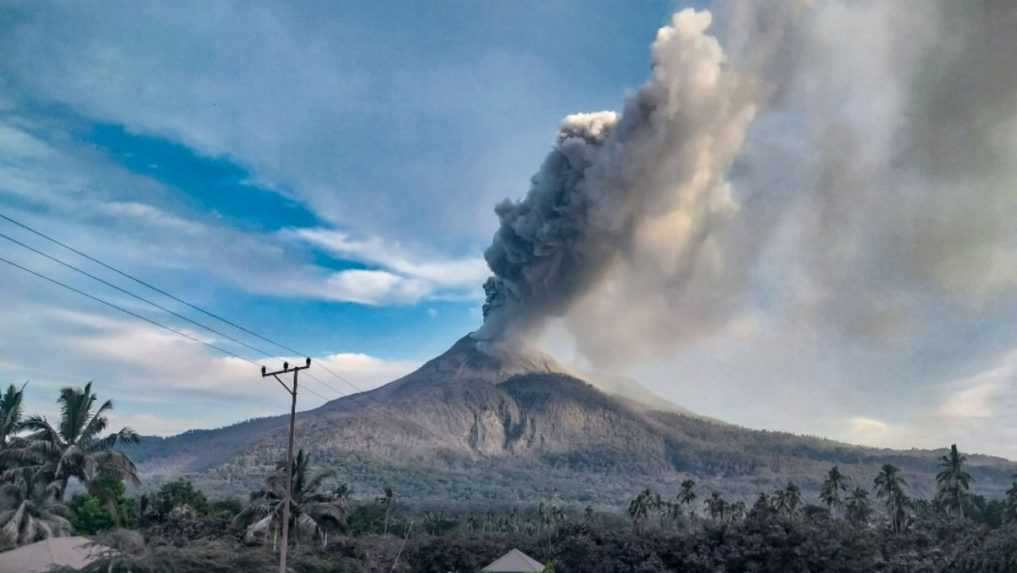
left=0, top=0, right=684, bottom=433
left=3, top=1, right=1017, bottom=458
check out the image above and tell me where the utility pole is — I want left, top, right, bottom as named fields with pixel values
left=261, top=357, right=311, bottom=573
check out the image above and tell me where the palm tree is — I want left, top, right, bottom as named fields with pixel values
left=678, top=479, right=697, bottom=518
left=705, top=492, right=728, bottom=521
left=627, top=488, right=654, bottom=531
left=0, top=383, right=27, bottom=448
left=874, top=464, right=910, bottom=533
left=1004, top=480, right=1017, bottom=523
left=750, top=492, right=774, bottom=518
left=0, top=383, right=28, bottom=475
left=819, top=466, right=850, bottom=514
left=728, top=501, right=747, bottom=522
left=237, top=449, right=345, bottom=549
left=376, top=485, right=396, bottom=535
left=936, top=444, right=973, bottom=519
left=845, top=486, right=873, bottom=526
left=773, top=482, right=802, bottom=519
left=20, top=383, right=139, bottom=499
left=0, top=467, right=72, bottom=549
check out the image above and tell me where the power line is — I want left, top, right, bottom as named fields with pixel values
left=314, top=362, right=364, bottom=393
left=0, top=254, right=257, bottom=367
left=0, top=212, right=355, bottom=396
left=1, top=227, right=350, bottom=398
left=0, top=212, right=309, bottom=357
left=0, top=230, right=278, bottom=360
left=0, top=253, right=338, bottom=404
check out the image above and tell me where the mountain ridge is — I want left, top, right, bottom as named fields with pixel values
left=126, top=334, right=1016, bottom=506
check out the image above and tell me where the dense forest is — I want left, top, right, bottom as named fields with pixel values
left=5, top=382, right=1017, bottom=572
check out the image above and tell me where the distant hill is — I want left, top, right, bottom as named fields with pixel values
left=125, top=335, right=1017, bottom=507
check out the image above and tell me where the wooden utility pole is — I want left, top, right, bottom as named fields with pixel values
left=261, top=357, right=311, bottom=573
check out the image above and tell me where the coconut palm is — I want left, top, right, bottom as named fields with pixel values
left=678, top=479, right=697, bottom=518
left=845, top=487, right=873, bottom=526
left=705, top=492, right=728, bottom=521
left=0, top=383, right=29, bottom=474
left=0, top=383, right=27, bottom=448
left=874, top=464, right=910, bottom=533
left=728, top=501, right=747, bottom=522
left=936, top=444, right=973, bottom=518
left=237, top=449, right=345, bottom=549
left=1004, top=480, right=1017, bottom=523
left=819, top=466, right=850, bottom=513
left=19, top=382, right=139, bottom=499
left=773, top=482, right=802, bottom=519
left=376, top=485, right=396, bottom=535
left=0, top=467, right=71, bottom=549
left=627, top=488, right=655, bottom=531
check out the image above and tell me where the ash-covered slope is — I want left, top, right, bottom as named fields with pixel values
left=128, top=335, right=1016, bottom=504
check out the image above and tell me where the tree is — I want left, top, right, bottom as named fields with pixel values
left=0, top=467, right=71, bottom=549
left=678, top=479, right=697, bottom=518
left=236, top=449, right=345, bottom=549
left=749, top=492, right=775, bottom=519
left=376, top=485, right=396, bottom=535
left=0, top=383, right=29, bottom=477
left=627, top=488, right=655, bottom=531
left=705, top=492, right=728, bottom=521
left=936, top=444, right=973, bottom=519
left=728, top=501, right=747, bottom=522
left=773, top=482, right=802, bottom=519
left=68, top=478, right=136, bottom=535
left=820, top=466, right=850, bottom=514
left=1004, top=480, right=1017, bottom=523
left=874, top=464, right=910, bottom=533
left=149, top=478, right=209, bottom=519
left=69, top=470, right=136, bottom=531
left=845, top=487, right=873, bottom=526
left=0, top=383, right=27, bottom=448
left=20, top=382, right=139, bottom=499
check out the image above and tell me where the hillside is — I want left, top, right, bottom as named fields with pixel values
left=126, top=335, right=1017, bottom=507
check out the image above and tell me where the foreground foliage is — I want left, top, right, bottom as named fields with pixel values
left=0, top=382, right=137, bottom=549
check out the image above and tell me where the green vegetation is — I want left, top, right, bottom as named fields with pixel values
left=7, top=381, right=1017, bottom=571
left=69, top=471, right=137, bottom=533
left=234, top=449, right=346, bottom=547
left=0, top=382, right=137, bottom=549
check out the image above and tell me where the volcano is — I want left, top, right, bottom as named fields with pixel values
left=129, top=335, right=1016, bottom=506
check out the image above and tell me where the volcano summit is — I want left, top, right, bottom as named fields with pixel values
left=129, top=334, right=1015, bottom=506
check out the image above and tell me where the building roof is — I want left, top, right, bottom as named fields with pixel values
left=481, top=548, right=545, bottom=572
left=0, top=536, right=111, bottom=573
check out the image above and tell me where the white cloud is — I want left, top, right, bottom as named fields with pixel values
left=288, top=227, right=488, bottom=288
left=284, top=227, right=488, bottom=304
left=0, top=1, right=577, bottom=250
left=0, top=295, right=420, bottom=435
left=937, top=351, right=1017, bottom=420
left=99, top=201, right=205, bottom=236
left=0, top=113, right=473, bottom=307
left=323, top=269, right=431, bottom=306
left=847, top=416, right=889, bottom=437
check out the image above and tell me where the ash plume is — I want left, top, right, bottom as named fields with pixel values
left=477, top=8, right=777, bottom=353
left=478, top=1, right=1017, bottom=367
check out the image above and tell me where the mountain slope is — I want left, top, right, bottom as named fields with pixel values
left=128, top=335, right=1016, bottom=505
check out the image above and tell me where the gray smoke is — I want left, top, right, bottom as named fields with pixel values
left=479, top=1, right=1017, bottom=366
left=479, top=9, right=767, bottom=342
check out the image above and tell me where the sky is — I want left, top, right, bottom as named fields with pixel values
left=2, top=1, right=1017, bottom=459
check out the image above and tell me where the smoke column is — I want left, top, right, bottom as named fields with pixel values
left=478, top=1, right=1017, bottom=367
left=478, top=9, right=770, bottom=348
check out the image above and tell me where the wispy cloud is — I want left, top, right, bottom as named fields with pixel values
left=285, top=227, right=487, bottom=304
left=0, top=297, right=419, bottom=435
